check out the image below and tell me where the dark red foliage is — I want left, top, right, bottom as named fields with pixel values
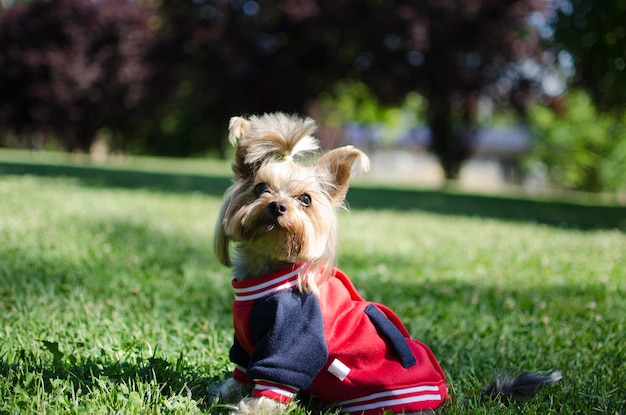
left=0, top=0, right=155, bottom=151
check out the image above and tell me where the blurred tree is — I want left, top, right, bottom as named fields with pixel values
left=0, top=0, right=550, bottom=168
left=0, top=0, right=155, bottom=151
left=138, top=0, right=352, bottom=156
left=528, top=1, right=626, bottom=193
left=552, top=0, right=626, bottom=112
left=149, top=0, right=548, bottom=174
left=324, top=0, right=549, bottom=179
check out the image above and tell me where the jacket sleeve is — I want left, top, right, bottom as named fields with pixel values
left=247, top=289, right=328, bottom=403
left=229, top=335, right=251, bottom=383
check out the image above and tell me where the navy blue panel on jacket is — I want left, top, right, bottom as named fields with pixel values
left=245, top=290, right=329, bottom=390
left=230, top=335, right=250, bottom=369
left=364, top=304, right=417, bottom=368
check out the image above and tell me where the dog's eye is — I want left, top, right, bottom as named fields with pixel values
left=297, top=193, right=312, bottom=207
left=254, top=182, right=270, bottom=197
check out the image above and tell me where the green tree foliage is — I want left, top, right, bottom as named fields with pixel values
left=553, top=0, right=626, bottom=112
left=530, top=2, right=626, bottom=193
left=317, top=81, right=427, bottom=148
left=528, top=91, right=626, bottom=192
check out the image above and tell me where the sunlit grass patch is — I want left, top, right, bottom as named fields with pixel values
left=1, top=171, right=624, bottom=414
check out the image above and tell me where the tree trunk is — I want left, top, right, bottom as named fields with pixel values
left=426, top=93, right=477, bottom=181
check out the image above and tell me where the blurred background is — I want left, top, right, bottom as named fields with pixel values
left=0, top=0, right=625, bottom=195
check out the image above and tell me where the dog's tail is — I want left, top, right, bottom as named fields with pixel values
left=481, top=370, right=562, bottom=403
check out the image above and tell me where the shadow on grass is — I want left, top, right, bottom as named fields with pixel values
left=2, top=161, right=625, bottom=231
left=347, top=186, right=626, bottom=231
left=0, top=161, right=233, bottom=197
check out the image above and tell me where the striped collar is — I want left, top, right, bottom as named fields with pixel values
left=232, top=264, right=303, bottom=303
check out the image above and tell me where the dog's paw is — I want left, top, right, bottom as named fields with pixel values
left=230, top=396, right=286, bottom=415
left=208, top=378, right=249, bottom=403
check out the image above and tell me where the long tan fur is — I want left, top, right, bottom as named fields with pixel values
left=214, top=112, right=369, bottom=292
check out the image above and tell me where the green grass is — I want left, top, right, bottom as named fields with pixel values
left=1, top=153, right=625, bottom=414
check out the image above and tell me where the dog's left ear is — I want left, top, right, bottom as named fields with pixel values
left=317, top=146, right=370, bottom=206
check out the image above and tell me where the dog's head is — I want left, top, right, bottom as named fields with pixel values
left=214, top=113, right=369, bottom=289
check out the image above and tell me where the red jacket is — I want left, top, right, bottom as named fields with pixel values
left=229, top=265, right=448, bottom=414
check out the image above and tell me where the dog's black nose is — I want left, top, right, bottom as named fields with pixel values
left=268, top=201, right=287, bottom=217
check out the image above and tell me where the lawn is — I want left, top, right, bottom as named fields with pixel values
left=1, top=151, right=625, bottom=414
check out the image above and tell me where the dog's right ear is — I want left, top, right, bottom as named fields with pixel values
left=317, top=146, right=370, bottom=206
left=228, top=116, right=255, bottom=181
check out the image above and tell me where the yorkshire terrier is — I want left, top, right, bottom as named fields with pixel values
left=213, top=112, right=560, bottom=414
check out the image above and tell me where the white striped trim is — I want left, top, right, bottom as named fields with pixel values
left=253, top=381, right=298, bottom=400
left=233, top=266, right=302, bottom=301
left=340, top=385, right=440, bottom=405
left=234, top=267, right=301, bottom=294
left=339, top=385, right=442, bottom=413
left=340, top=393, right=442, bottom=413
